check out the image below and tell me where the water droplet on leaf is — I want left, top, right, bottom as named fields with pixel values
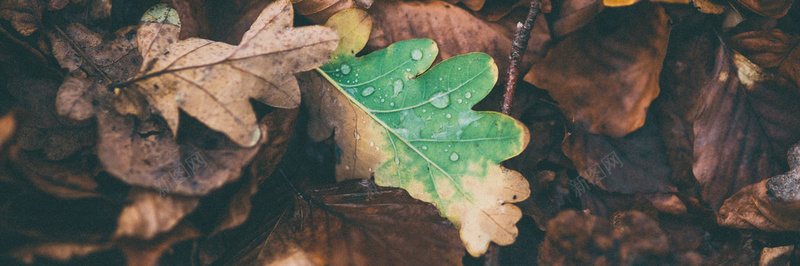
left=450, top=152, right=459, bottom=161
left=340, top=64, right=351, bottom=75
left=465, top=92, right=472, bottom=99
left=431, top=92, right=450, bottom=109
left=394, top=157, right=400, bottom=164
left=421, top=146, right=428, bottom=150
left=393, top=80, right=403, bottom=96
left=361, top=86, right=375, bottom=96
left=411, top=49, right=423, bottom=61
left=446, top=114, right=452, bottom=118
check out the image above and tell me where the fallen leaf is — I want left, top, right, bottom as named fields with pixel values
left=444, top=0, right=486, bottom=10
left=303, top=9, right=530, bottom=256
left=116, top=222, right=201, bottom=266
left=292, top=0, right=374, bottom=24
left=114, top=188, right=200, bottom=239
left=0, top=0, right=68, bottom=36
left=717, top=141, right=800, bottom=231
left=759, top=245, right=795, bottom=265
left=255, top=180, right=464, bottom=266
left=538, top=210, right=690, bottom=265
left=603, top=0, right=689, bottom=7
left=729, top=29, right=800, bottom=89
left=526, top=3, right=669, bottom=138
left=562, top=117, right=675, bottom=194
left=547, top=0, right=603, bottom=37
left=734, top=0, right=794, bottom=18
left=14, top=150, right=100, bottom=199
left=366, top=0, right=550, bottom=80
left=10, top=242, right=112, bottom=264
left=115, top=0, right=338, bottom=147
left=692, top=46, right=800, bottom=209
left=0, top=112, right=16, bottom=148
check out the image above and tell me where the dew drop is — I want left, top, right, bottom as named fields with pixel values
left=431, top=92, right=450, bottom=109
left=446, top=113, right=452, bottom=118
left=458, top=67, right=462, bottom=70
left=390, top=102, right=395, bottom=106
left=465, top=92, right=472, bottom=99
left=355, top=73, right=359, bottom=77
left=394, top=157, right=400, bottom=164
left=376, top=146, right=380, bottom=151
left=422, top=109, right=427, bottom=113
left=411, top=49, right=423, bottom=61
left=369, top=141, right=375, bottom=147
left=340, top=64, right=351, bottom=75
left=421, top=146, right=428, bottom=150
left=368, top=167, right=373, bottom=172
left=380, top=99, right=385, bottom=102
left=438, top=77, right=443, bottom=81
left=361, top=86, right=375, bottom=96
left=406, top=68, right=411, bottom=72
left=345, top=165, right=350, bottom=170
left=457, top=99, right=463, bottom=103
left=449, top=152, right=459, bottom=161
left=393, top=79, right=404, bottom=96
left=354, top=132, right=360, bottom=139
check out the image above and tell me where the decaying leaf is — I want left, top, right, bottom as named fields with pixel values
left=255, top=180, right=464, bottom=266
left=547, top=0, right=603, bottom=38
left=733, top=0, right=794, bottom=18
left=114, top=188, right=200, bottom=239
left=717, top=141, right=800, bottom=231
left=292, top=0, right=374, bottom=24
left=0, top=112, right=15, bottom=147
left=525, top=3, right=669, bottom=138
left=538, top=210, right=695, bottom=265
left=303, top=9, right=530, bottom=256
left=116, top=0, right=337, bottom=147
left=729, top=29, right=800, bottom=89
left=444, top=0, right=486, bottom=10
left=10, top=242, right=112, bottom=264
left=563, top=117, right=675, bottom=194
left=602, top=0, right=689, bottom=7
left=0, top=0, right=69, bottom=36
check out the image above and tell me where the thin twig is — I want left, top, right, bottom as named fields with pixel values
left=501, top=0, right=541, bottom=115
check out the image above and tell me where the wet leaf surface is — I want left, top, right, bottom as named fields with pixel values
left=305, top=9, right=530, bottom=256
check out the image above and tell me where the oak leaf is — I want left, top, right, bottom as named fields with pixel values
left=116, top=0, right=338, bottom=147
left=303, top=9, right=530, bottom=256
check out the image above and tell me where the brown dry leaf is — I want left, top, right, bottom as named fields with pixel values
left=95, top=105, right=268, bottom=196
left=444, top=0, right=486, bottom=10
left=717, top=141, right=800, bottom=231
left=538, top=210, right=691, bottom=265
left=562, top=117, right=675, bottom=194
left=692, top=47, right=800, bottom=210
left=366, top=0, right=550, bottom=79
left=292, top=0, right=374, bottom=24
left=254, top=180, right=464, bottom=266
left=657, top=19, right=800, bottom=210
left=116, top=0, right=337, bottom=147
left=114, top=188, right=200, bottom=239
left=729, top=29, right=800, bottom=89
left=0, top=112, right=15, bottom=147
left=734, top=0, right=794, bottom=18
left=0, top=0, right=68, bottom=36
left=10, top=242, right=112, bottom=264
left=526, top=3, right=669, bottom=138
left=116, top=222, right=201, bottom=266
left=759, top=246, right=795, bottom=265
left=14, top=150, right=100, bottom=199
left=547, top=0, right=603, bottom=38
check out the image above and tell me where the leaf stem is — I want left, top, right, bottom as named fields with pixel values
left=501, top=0, right=541, bottom=115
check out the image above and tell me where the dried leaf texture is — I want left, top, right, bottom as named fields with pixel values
left=119, top=0, right=337, bottom=147
left=692, top=46, right=800, bottom=209
left=718, top=141, right=800, bottom=231
left=563, top=116, right=675, bottom=194
left=734, top=0, right=794, bottom=18
left=0, top=0, right=60, bottom=36
left=729, top=29, right=800, bottom=89
left=292, top=0, right=374, bottom=24
left=526, top=3, right=669, bottom=137
left=256, top=180, right=464, bottom=266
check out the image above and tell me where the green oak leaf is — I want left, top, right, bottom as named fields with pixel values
left=301, top=9, right=530, bottom=257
